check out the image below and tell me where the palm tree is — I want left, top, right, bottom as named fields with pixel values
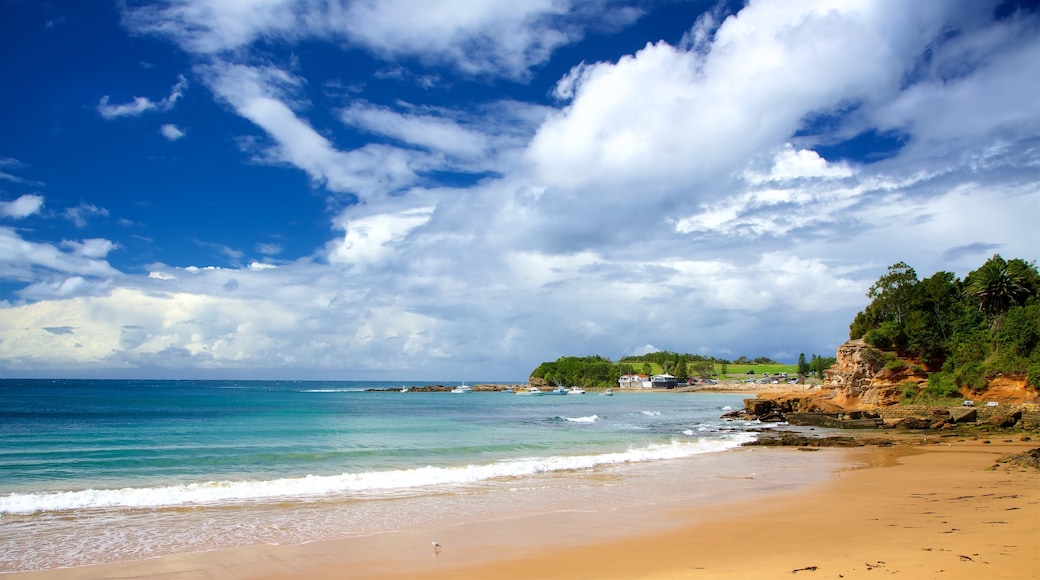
left=965, top=255, right=1030, bottom=320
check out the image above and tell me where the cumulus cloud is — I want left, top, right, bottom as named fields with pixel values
left=2, top=0, right=1036, bottom=379
left=0, top=227, right=120, bottom=284
left=97, top=74, right=188, bottom=119
left=0, top=193, right=44, bottom=219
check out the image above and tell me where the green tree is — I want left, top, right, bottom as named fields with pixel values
left=965, top=255, right=1034, bottom=323
left=797, top=353, right=809, bottom=376
left=867, top=261, right=919, bottom=325
left=675, top=356, right=689, bottom=381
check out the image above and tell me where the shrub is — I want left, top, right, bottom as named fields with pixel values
left=860, top=347, right=887, bottom=372
left=923, top=371, right=960, bottom=398
left=885, top=359, right=908, bottom=372
left=901, top=381, right=921, bottom=400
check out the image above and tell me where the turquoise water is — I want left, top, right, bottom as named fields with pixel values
left=0, top=379, right=762, bottom=572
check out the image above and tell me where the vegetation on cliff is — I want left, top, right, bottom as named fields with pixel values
left=849, top=255, right=1040, bottom=395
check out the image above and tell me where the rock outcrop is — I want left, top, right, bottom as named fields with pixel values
left=722, top=339, right=1038, bottom=431
left=821, top=339, right=927, bottom=409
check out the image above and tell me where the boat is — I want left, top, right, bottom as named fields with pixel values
left=399, top=386, right=410, bottom=392
left=600, top=389, right=614, bottom=397
left=567, top=387, right=586, bottom=395
left=451, top=382, right=473, bottom=394
left=548, top=386, right=569, bottom=395
left=516, top=387, right=544, bottom=396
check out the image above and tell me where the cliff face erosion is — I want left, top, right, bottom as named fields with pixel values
left=736, top=340, right=1038, bottom=430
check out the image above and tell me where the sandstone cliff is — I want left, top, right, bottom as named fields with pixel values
left=758, top=339, right=1034, bottom=413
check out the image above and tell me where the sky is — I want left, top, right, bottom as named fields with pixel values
left=1, top=0, right=1038, bottom=381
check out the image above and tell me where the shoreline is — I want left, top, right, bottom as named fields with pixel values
left=6, top=438, right=1036, bottom=580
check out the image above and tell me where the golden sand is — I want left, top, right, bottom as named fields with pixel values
left=8, top=440, right=1038, bottom=580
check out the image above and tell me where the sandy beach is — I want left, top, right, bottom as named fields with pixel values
left=7, top=437, right=1037, bottom=580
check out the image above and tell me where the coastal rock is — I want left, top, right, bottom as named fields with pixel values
left=820, top=339, right=925, bottom=410
left=745, top=432, right=894, bottom=447
left=986, top=409, right=1024, bottom=428
left=993, top=447, right=1040, bottom=470
left=895, top=416, right=933, bottom=430
left=949, top=408, right=977, bottom=423
left=785, top=412, right=883, bottom=429
left=745, top=399, right=777, bottom=416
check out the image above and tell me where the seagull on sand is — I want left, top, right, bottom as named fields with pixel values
left=432, top=540, right=442, bottom=552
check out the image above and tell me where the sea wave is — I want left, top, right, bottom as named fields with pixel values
left=562, top=415, right=599, bottom=423
left=0, top=435, right=755, bottom=515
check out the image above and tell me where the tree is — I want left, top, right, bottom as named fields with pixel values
left=675, top=356, right=689, bottom=381
left=797, top=353, right=809, bottom=376
left=809, top=354, right=836, bottom=378
left=965, top=255, right=1034, bottom=322
left=867, top=261, right=919, bottom=325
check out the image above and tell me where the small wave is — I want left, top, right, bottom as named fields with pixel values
left=640, top=411, right=661, bottom=416
left=562, top=415, right=599, bottom=423
left=0, top=435, right=755, bottom=515
left=721, top=405, right=732, bottom=411
left=300, top=389, right=362, bottom=393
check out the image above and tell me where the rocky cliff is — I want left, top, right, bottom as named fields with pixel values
left=820, top=338, right=928, bottom=408
left=756, top=339, right=1034, bottom=414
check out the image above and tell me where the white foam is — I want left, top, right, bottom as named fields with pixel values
left=0, top=435, right=755, bottom=515
left=640, top=411, right=661, bottom=416
left=563, top=415, right=599, bottom=423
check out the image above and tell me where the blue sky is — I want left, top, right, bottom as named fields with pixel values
left=1, top=0, right=1038, bottom=381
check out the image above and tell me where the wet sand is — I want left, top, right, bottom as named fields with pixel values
left=7, top=439, right=1037, bottom=580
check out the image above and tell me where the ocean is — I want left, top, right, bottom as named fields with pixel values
left=0, top=379, right=813, bottom=573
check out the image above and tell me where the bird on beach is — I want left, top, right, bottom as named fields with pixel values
left=432, top=540, right=442, bottom=552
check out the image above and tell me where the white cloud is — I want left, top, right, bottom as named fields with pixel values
left=63, top=203, right=109, bottom=228
left=201, top=62, right=432, bottom=200
left=160, top=124, right=187, bottom=140
left=327, top=206, right=434, bottom=269
left=0, top=193, right=44, bottom=219
left=339, top=102, right=489, bottom=159
left=526, top=2, right=965, bottom=201
left=123, top=0, right=640, bottom=80
left=0, top=227, right=120, bottom=284
left=61, top=238, right=119, bottom=259
left=98, top=75, right=188, bottom=119
left=256, top=242, right=283, bottom=255
left=747, top=144, right=855, bottom=184
left=3, top=1, right=1037, bottom=379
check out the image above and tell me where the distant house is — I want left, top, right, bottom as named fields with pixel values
left=618, top=374, right=652, bottom=389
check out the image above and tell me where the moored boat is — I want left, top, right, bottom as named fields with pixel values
left=516, top=387, right=544, bottom=396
